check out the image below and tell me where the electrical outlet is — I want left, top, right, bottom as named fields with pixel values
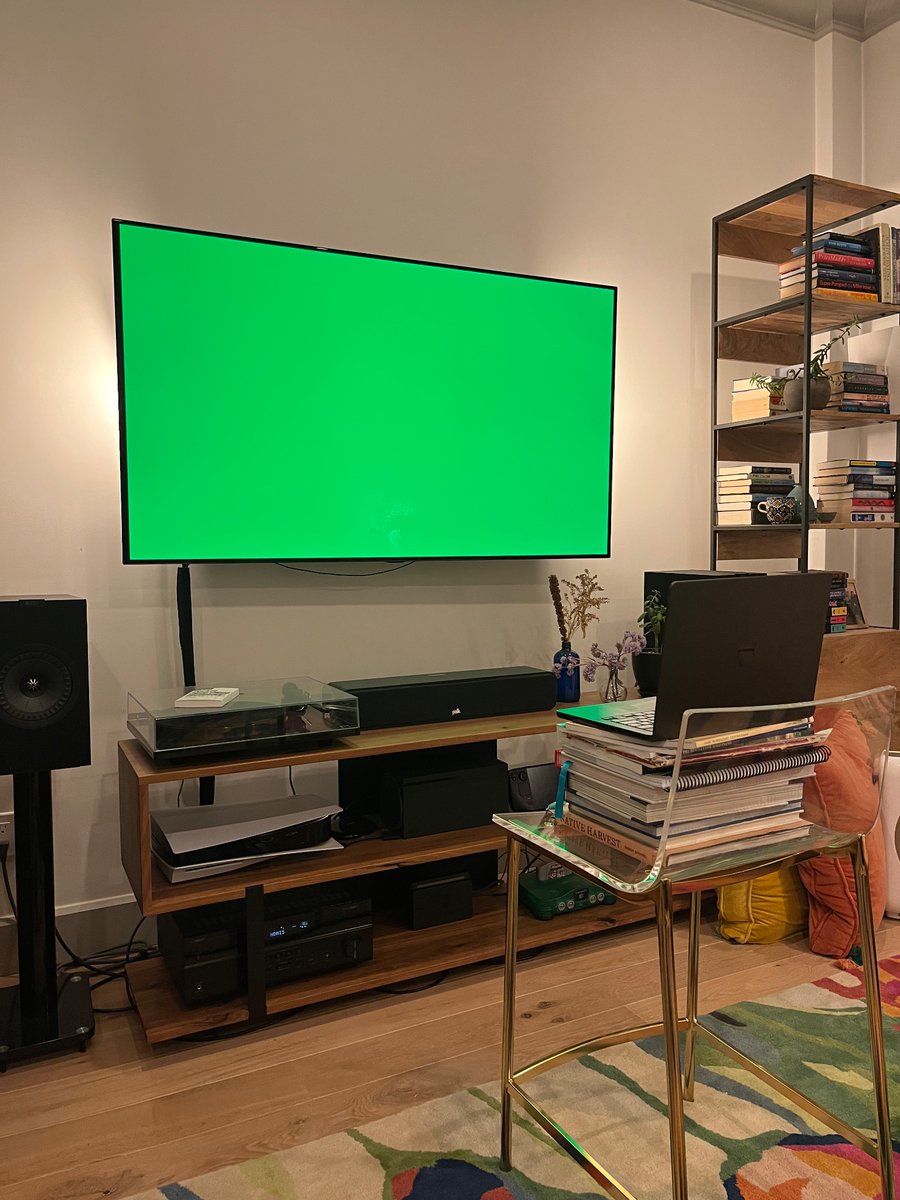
left=0, top=814, right=12, bottom=846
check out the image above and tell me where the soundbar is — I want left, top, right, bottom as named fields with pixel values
left=329, top=666, right=556, bottom=731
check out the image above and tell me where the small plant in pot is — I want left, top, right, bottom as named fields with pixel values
left=750, top=316, right=861, bottom=414
left=631, top=590, right=667, bottom=698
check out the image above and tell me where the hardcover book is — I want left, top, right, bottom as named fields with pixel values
left=779, top=284, right=878, bottom=303
left=777, top=251, right=875, bottom=270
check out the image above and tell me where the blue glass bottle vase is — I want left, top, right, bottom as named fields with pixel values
left=553, top=640, right=581, bottom=703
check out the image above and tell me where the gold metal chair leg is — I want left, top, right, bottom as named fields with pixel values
left=500, top=835, right=521, bottom=1172
left=852, top=835, right=896, bottom=1200
left=657, top=881, right=689, bottom=1200
left=683, top=891, right=702, bottom=1102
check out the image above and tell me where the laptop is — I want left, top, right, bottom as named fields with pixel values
left=559, top=573, right=832, bottom=742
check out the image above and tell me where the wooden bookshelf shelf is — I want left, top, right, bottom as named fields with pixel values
left=715, top=527, right=801, bottom=560
left=146, top=823, right=508, bottom=915
left=716, top=295, right=900, bottom=338
left=816, top=522, right=900, bottom=531
left=717, top=176, right=900, bottom=263
left=714, top=523, right=900, bottom=534
left=716, top=412, right=900, bottom=434
left=126, top=892, right=670, bottom=1043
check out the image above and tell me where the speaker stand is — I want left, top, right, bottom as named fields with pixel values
left=0, top=772, right=94, bottom=1070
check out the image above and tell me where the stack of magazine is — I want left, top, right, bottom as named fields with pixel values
left=556, top=717, right=829, bottom=871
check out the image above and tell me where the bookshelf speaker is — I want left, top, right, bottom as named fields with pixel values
left=0, top=596, right=91, bottom=775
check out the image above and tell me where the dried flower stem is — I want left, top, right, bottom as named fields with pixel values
left=548, top=575, right=569, bottom=642
left=561, top=570, right=608, bottom=640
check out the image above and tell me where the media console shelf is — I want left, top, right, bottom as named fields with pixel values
left=119, top=709, right=666, bottom=1044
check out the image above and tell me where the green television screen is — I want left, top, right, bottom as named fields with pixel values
left=113, top=220, right=616, bottom=562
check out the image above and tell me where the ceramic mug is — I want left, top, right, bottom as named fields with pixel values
left=757, top=496, right=797, bottom=524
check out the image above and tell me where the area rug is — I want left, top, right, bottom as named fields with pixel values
left=138, top=955, right=900, bottom=1200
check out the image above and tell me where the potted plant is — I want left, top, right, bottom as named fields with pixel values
left=747, top=372, right=787, bottom=408
left=750, top=316, right=861, bottom=414
left=631, top=590, right=666, bottom=698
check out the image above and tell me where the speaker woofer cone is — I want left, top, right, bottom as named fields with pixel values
left=0, top=651, right=73, bottom=726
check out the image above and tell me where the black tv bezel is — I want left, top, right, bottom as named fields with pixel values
left=113, top=218, right=617, bottom=565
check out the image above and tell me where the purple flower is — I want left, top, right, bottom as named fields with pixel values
left=622, top=630, right=647, bottom=655
left=582, top=661, right=598, bottom=683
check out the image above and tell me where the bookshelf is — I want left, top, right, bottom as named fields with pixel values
left=710, top=174, right=900, bottom=627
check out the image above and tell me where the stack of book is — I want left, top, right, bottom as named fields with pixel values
left=826, top=571, right=849, bottom=635
left=555, top=719, right=824, bottom=872
left=731, top=377, right=784, bottom=421
left=779, top=231, right=878, bottom=302
left=822, top=361, right=891, bottom=414
left=814, top=458, right=896, bottom=524
left=716, top=463, right=796, bottom=526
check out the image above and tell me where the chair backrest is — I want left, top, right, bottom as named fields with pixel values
left=555, top=686, right=896, bottom=893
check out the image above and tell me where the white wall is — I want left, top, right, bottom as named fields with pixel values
left=0, top=0, right=816, bottom=914
left=830, top=20, right=900, bottom=628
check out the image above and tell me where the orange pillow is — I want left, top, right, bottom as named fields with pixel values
left=798, top=708, right=886, bottom=957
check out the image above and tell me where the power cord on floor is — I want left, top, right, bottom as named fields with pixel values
left=0, top=849, right=155, bottom=1016
left=0, top=845, right=16, bottom=920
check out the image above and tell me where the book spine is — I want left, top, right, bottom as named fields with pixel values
left=808, top=251, right=875, bottom=268
left=839, top=373, right=888, bottom=386
left=557, top=813, right=655, bottom=864
left=791, top=239, right=869, bottom=256
left=820, top=460, right=896, bottom=469
left=799, top=287, right=879, bottom=302
left=834, top=382, right=890, bottom=394
left=782, top=274, right=877, bottom=290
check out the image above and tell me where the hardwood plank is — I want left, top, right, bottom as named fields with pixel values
left=718, top=223, right=795, bottom=264
left=717, top=326, right=804, bottom=365
left=118, top=744, right=149, bottom=912
left=716, top=528, right=800, bottom=561
left=716, top=424, right=802, bottom=464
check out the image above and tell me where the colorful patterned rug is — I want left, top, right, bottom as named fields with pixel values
left=136, top=955, right=900, bottom=1200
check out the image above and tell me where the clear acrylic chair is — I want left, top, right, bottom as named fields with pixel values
left=493, top=687, right=896, bottom=1200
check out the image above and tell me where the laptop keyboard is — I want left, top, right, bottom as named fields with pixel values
left=601, top=705, right=657, bottom=733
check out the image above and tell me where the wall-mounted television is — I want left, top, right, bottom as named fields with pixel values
left=113, top=220, right=616, bottom=563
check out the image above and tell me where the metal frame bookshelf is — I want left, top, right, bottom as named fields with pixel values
left=710, top=173, right=900, bottom=626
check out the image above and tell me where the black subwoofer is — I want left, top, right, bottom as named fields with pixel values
left=0, top=597, right=91, bottom=774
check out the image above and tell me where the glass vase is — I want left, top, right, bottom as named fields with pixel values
left=553, top=640, right=581, bottom=703
left=604, top=668, right=626, bottom=702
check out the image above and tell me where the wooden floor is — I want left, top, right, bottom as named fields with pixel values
left=3, top=912, right=899, bottom=1200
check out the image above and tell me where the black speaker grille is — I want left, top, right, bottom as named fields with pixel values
left=0, top=650, right=74, bottom=726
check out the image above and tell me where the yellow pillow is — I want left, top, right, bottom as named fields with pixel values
left=717, top=865, right=808, bottom=944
